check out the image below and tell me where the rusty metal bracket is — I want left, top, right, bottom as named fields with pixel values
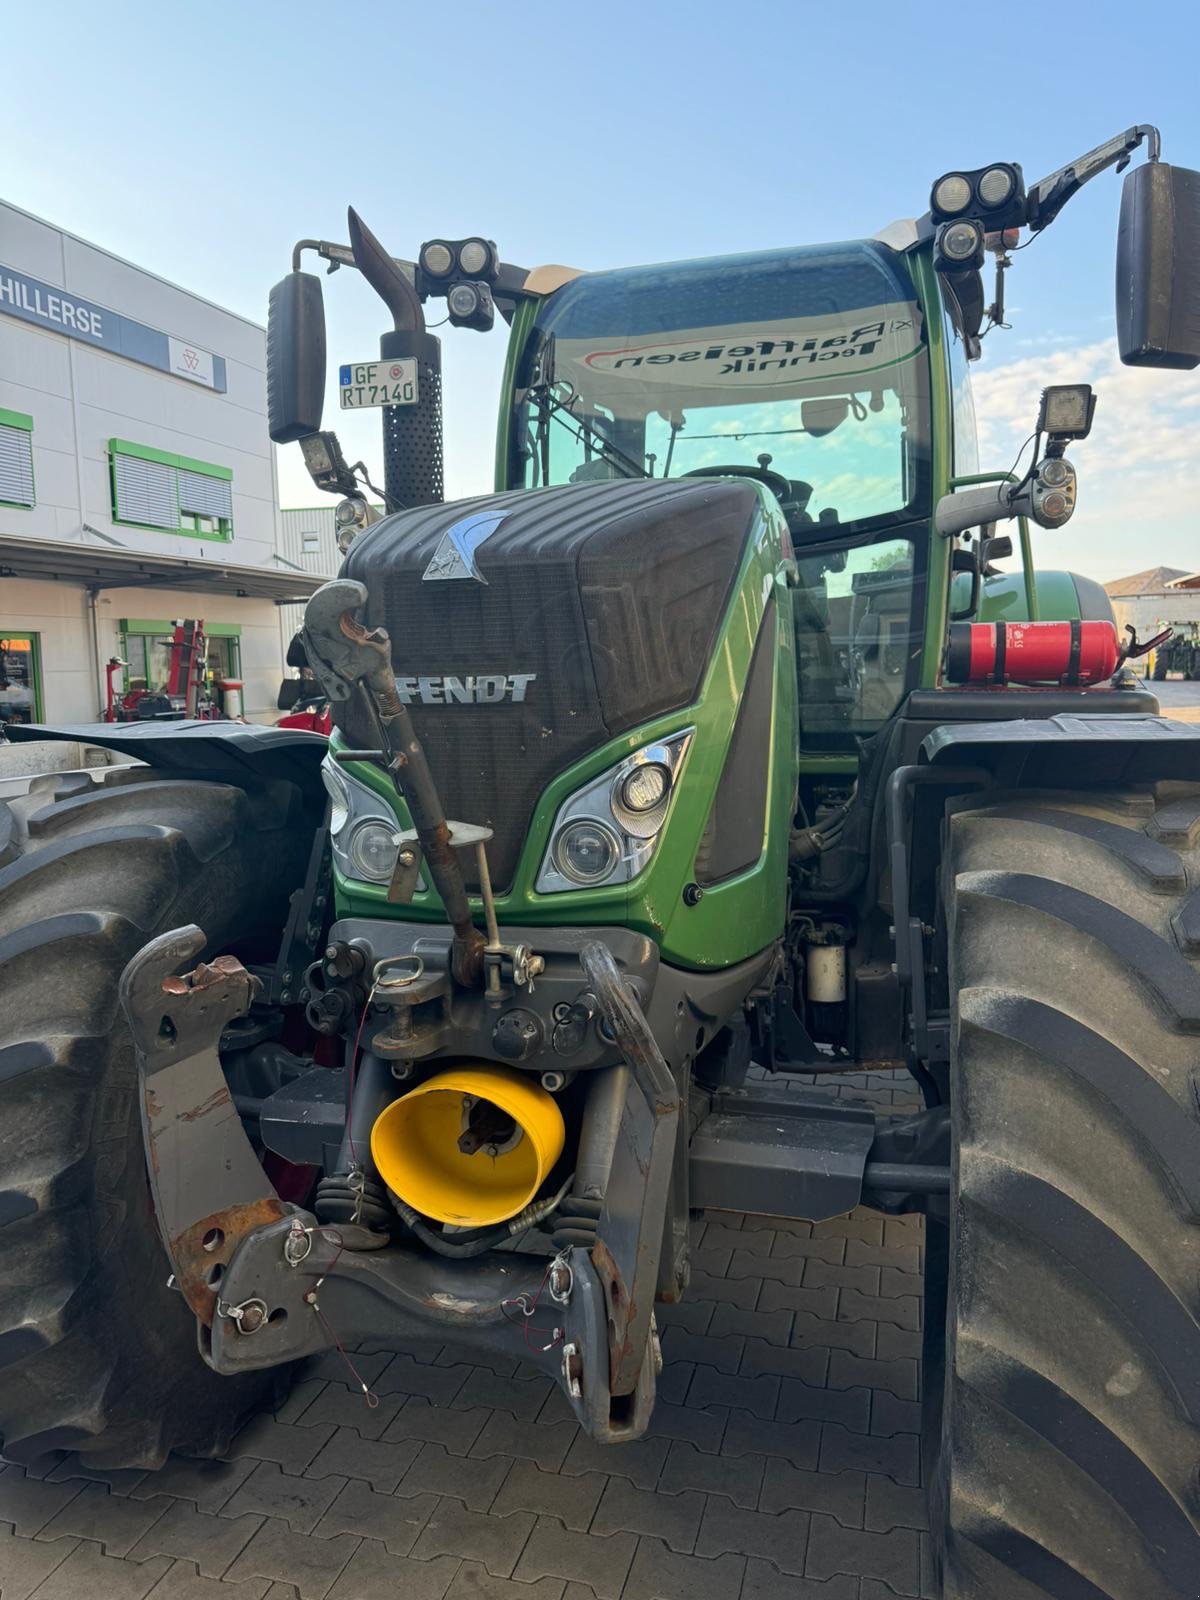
left=119, top=926, right=288, bottom=1328
left=579, top=940, right=679, bottom=1399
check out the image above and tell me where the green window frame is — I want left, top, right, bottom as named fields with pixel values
left=109, top=439, right=233, bottom=542
left=0, top=409, right=35, bottom=509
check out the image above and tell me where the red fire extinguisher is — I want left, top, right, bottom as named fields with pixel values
left=946, top=620, right=1172, bottom=686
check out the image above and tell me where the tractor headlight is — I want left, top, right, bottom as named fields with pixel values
left=348, top=818, right=402, bottom=883
left=931, top=173, right=973, bottom=216
left=537, top=731, right=692, bottom=894
left=977, top=164, right=1016, bottom=207
left=554, top=819, right=622, bottom=884
left=322, top=751, right=424, bottom=890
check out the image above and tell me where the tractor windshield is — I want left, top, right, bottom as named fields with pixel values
left=510, top=240, right=930, bottom=539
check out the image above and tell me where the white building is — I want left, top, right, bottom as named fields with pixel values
left=0, top=199, right=330, bottom=731
left=1104, top=567, right=1200, bottom=637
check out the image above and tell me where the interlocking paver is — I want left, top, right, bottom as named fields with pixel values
left=756, top=1280, right=840, bottom=1321
left=24, top=1539, right=171, bottom=1600
left=766, top=1233, right=848, bottom=1265
left=128, top=1499, right=263, bottom=1577
left=707, top=1303, right=793, bottom=1346
left=37, top=1482, right=172, bottom=1557
left=624, top=1535, right=746, bottom=1600
left=45, top=1459, right=148, bottom=1497
left=819, top=1425, right=920, bottom=1487
left=789, top=1313, right=876, bottom=1357
left=686, top=1268, right=759, bottom=1309
left=838, top=1288, right=922, bottom=1332
left=383, top=1400, right=491, bottom=1454
left=742, top=1556, right=859, bottom=1599
left=0, top=1526, right=79, bottom=1600
left=303, top=1352, right=392, bottom=1389
left=491, top=1462, right=605, bottom=1532
left=758, top=1461, right=866, bottom=1526
left=811, top=1214, right=884, bottom=1245
left=658, top=1440, right=764, bottom=1506
left=694, top=1499, right=810, bottom=1572
left=324, top=1536, right=459, bottom=1600
left=303, top=1427, right=421, bottom=1493
left=865, top=1472, right=929, bottom=1533
left=870, top=1393, right=922, bottom=1437
left=453, top=1372, right=553, bottom=1423
left=224, top=1518, right=359, bottom=1598
left=273, top=1381, right=328, bottom=1426
left=444, top=1562, right=564, bottom=1600
left=590, top=1478, right=704, bottom=1553
left=396, top=1442, right=511, bottom=1512
left=644, top=1399, right=725, bottom=1453
left=469, top=1412, right=576, bottom=1472
left=720, top=1413, right=819, bottom=1471
left=512, top=1516, right=637, bottom=1599
left=828, top=1349, right=919, bottom=1401
left=222, top=1461, right=344, bottom=1535
left=739, top=1339, right=829, bottom=1384
left=806, top=1511, right=921, bottom=1594
left=411, top=1498, right=534, bottom=1577
left=230, top=1419, right=337, bottom=1475
left=777, top=1377, right=871, bottom=1432
left=656, top=1361, right=694, bottom=1406
left=659, top=1329, right=743, bottom=1375
left=373, top=1355, right=471, bottom=1405
left=559, top=1432, right=669, bottom=1492
left=290, top=1384, right=403, bottom=1441
left=312, top=1479, right=437, bottom=1553
left=0, top=1466, right=82, bottom=1537
left=847, top=1236, right=921, bottom=1273
left=684, top=1366, right=779, bottom=1420
left=875, top=1323, right=923, bottom=1361
left=702, top=1223, right=769, bottom=1256
left=654, top=1300, right=714, bottom=1337
left=128, top=1458, right=257, bottom=1515
left=143, top=1558, right=272, bottom=1598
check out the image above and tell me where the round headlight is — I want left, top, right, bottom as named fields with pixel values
left=421, top=242, right=454, bottom=277
left=347, top=818, right=401, bottom=882
left=932, top=174, right=972, bottom=216
left=457, top=239, right=491, bottom=276
left=321, top=761, right=350, bottom=835
left=447, top=282, right=481, bottom=319
left=554, top=819, right=621, bottom=884
left=1040, top=490, right=1069, bottom=522
left=977, top=165, right=1015, bottom=207
left=1039, top=458, right=1072, bottom=488
left=618, top=762, right=670, bottom=813
left=941, top=220, right=983, bottom=262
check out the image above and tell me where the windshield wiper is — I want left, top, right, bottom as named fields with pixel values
left=525, top=383, right=650, bottom=483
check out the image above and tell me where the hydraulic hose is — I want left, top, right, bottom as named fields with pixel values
left=391, top=1176, right=573, bottom=1259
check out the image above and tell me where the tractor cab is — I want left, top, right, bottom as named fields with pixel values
left=504, top=241, right=934, bottom=748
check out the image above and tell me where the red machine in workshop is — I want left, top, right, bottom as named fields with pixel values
left=103, top=620, right=224, bottom=722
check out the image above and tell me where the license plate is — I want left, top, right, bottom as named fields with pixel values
left=339, top=358, right=419, bottom=409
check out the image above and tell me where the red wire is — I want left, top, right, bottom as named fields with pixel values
left=309, top=1229, right=380, bottom=1408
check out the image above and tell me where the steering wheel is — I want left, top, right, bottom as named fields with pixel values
left=682, top=463, right=794, bottom=502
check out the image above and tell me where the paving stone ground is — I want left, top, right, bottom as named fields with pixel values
left=0, top=1069, right=933, bottom=1600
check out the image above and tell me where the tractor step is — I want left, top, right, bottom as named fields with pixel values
left=688, top=1087, right=878, bottom=1221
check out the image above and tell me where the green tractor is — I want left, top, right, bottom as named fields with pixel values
left=4, top=125, right=1200, bottom=1596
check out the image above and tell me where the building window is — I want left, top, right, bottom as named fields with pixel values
left=0, top=410, right=35, bottom=508
left=109, top=439, right=233, bottom=541
left=119, top=619, right=241, bottom=704
left=0, top=634, right=42, bottom=724
left=301, top=530, right=320, bottom=555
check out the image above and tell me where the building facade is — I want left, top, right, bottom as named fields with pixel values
left=0, top=199, right=329, bottom=729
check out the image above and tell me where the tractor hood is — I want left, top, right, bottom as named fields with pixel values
left=336, top=477, right=759, bottom=890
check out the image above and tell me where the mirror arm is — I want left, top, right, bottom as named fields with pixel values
left=1027, top=123, right=1161, bottom=231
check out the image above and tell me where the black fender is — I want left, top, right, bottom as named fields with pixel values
left=922, top=710, right=1200, bottom=784
left=3, top=721, right=327, bottom=797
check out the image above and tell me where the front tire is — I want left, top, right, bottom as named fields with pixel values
left=0, top=766, right=309, bottom=1467
left=932, top=784, right=1200, bottom=1598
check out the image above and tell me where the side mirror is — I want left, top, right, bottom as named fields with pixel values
left=267, top=271, right=327, bottom=442
left=1116, top=162, right=1200, bottom=369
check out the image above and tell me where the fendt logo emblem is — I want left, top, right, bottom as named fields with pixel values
left=422, top=509, right=509, bottom=583
left=395, top=673, right=536, bottom=705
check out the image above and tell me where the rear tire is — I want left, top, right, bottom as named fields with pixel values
left=0, top=765, right=309, bottom=1467
left=932, top=784, right=1200, bottom=1598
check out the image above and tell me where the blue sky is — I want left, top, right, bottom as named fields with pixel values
left=6, top=0, right=1198, bottom=580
